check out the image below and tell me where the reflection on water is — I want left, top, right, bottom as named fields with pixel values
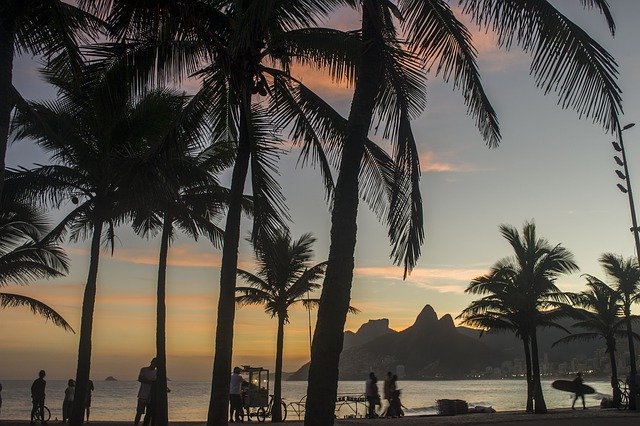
left=0, top=379, right=612, bottom=421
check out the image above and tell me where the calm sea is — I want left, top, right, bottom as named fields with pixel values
left=0, top=379, right=612, bottom=421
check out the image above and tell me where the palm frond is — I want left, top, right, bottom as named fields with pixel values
left=0, top=292, right=74, bottom=332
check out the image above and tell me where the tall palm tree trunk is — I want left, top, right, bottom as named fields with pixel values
left=208, top=89, right=252, bottom=426
left=70, top=221, right=103, bottom=426
left=271, top=313, right=285, bottom=422
left=607, top=339, right=621, bottom=407
left=522, top=336, right=533, bottom=413
left=155, top=213, right=172, bottom=426
left=305, top=6, right=383, bottom=426
left=530, top=330, right=547, bottom=413
left=0, top=16, right=16, bottom=197
left=624, top=304, right=637, bottom=410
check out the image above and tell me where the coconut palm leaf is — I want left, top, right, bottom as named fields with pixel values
left=0, top=292, right=74, bottom=332
left=459, top=0, right=621, bottom=133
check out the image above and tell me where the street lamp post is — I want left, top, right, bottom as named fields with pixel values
left=611, top=122, right=639, bottom=410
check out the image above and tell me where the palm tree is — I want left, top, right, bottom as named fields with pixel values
left=8, top=62, right=190, bottom=426
left=553, top=277, right=628, bottom=407
left=0, top=1, right=102, bottom=196
left=457, top=267, right=535, bottom=412
left=0, top=186, right=72, bottom=331
left=458, top=222, right=577, bottom=413
left=305, top=0, right=620, bottom=424
left=599, top=253, right=640, bottom=409
left=132, top=116, right=242, bottom=425
left=76, top=3, right=372, bottom=423
left=235, top=232, right=326, bottom=422
left=306, top=0, right=622, bottom=422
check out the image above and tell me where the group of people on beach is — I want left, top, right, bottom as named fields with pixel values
left=28, top=369, right=93, bottom=424
left=365, top=372, right=404, bottom=419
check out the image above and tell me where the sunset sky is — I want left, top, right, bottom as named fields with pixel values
left=3, top=1, right=640, bottom=381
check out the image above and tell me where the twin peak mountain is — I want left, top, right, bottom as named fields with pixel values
left=288, top=304, right=600, bottom=380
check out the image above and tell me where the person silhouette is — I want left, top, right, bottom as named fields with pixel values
left=63, top=379, right=75, bottom=423
left=365, top=372, right=379, bottom=419
left=572, top=372, right=587, bottom=410
left=134, top=358, right=157, bottom=426
left=30, top=370, right=46, bottom=425
left=229, top=367, right=247, bottom=423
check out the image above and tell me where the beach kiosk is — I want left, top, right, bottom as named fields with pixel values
left=240, top=365, right=272, bottom=422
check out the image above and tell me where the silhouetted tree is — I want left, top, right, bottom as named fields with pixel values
left=599, top=253, right=640, bottom=409
left=9, top=62, right=188, bottom=426
left=458, top=222, right=578, bottom=413
left=554, top=277, right=629, bottom=407
left=236, top=232, right=356, bottom=422
left=306, top=0, right=622, bottom=421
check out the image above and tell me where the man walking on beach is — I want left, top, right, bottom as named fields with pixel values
left=30, top=370, right=46, bottom=425
left=134, top=358, right=157, bottom=426
left=229, top=367, right=246, bottom=423
left=365, top=372, right=379, bottom=419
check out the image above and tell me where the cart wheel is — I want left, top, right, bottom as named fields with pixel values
left=281, top=401, right=287, bottom=421
left=257, top=407, right=266, bottom=422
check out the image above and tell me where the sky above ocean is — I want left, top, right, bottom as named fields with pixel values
left=2, top=1, right=640, bottom=381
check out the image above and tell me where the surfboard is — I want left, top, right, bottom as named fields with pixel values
left=551, top=379, right=596, bottom=395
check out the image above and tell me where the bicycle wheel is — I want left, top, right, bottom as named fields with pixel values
left=281, top=401, right=287, bottom=421
left=256, top=407, right=266, bottom=422
left=618, top=380, right=629, bottom=410
left=42, top=406, right=51, bottom=422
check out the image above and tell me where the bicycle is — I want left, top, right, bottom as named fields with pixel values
left=617, top=379, right=630, bottom=410
left=30, top=404, right=51, bottom=424
left=240, top=395, right=287, bottom=423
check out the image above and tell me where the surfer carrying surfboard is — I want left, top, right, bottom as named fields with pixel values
left=571, top=372, right=587, bottom=410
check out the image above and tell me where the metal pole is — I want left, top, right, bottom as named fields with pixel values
left=616, top=124, right=639, bottom=410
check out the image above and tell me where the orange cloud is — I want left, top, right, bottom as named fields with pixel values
left=354, top=265, right=488, bottom=293
left=419, top=151, right=491, bottom=173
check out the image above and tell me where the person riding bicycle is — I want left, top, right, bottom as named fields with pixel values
left=30, top=370, right=47, bottom=425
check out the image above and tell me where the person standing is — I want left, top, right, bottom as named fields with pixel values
left=62, top=379, right=75, bottom=423
left=85, top=380, right=94, bottom=422
left=30, top=370, right=46, bottom=425
left=572, top=372, right=587, bottom=410
left=365, top=372, right=379, bottom=419
left=134, top=358, right=157, bottom=426
left=229, top=367, right=246, bottom=423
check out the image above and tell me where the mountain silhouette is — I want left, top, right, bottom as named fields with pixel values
left=290, top=304, right=499, bottom=380
left=289, top=304, right=615, bottom=381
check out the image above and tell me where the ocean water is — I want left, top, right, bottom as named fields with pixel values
left=0, top=379, right=612, bottom=421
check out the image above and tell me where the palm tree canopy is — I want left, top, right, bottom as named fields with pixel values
left=1, top=0, right=102, bottom=64
left=553, top=277, right=625, bottom=350
left=599, top=253, right=640, bottom=304
left=0, top=181, right=72, bottom=332
left=458, top=221, right=578, bottom=337
left=8, top=61, right=197, bottom=248
left=235, top=231, right=327, bottom=323
left=0, top=184, right=69, bottom=286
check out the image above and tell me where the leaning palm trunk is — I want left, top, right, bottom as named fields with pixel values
left=522, top=336, right=533, bottom=413
left=208, top=90, right=252, bottom=426
left=271, top=314, right=285, bottom=422
left=305, top=7, right=383, bottom=426
left=0, top=17, right=15, bottom=197
left=70, top=221, right=103, bottom=426
left=624, top=304, right=637, bottom=410
left=155, top=213, right=172, bottom=426
left=530, top=330, right=547, bottom=413
left=607, top=338, right=621, bottom=407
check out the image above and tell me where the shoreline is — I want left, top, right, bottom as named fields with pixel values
left=3, top=408, right=640, bottom=425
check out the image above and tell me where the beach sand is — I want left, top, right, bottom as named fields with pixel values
left=3, top=409, right=640, bottom=426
